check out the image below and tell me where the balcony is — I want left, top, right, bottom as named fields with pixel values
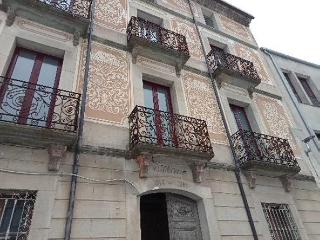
left=2, top=0, right=92, bottom=45
left=127, top=16, right=190, bottom=76
left=129, top=105, right=214, bottom=160
left=207, top=48, right=261, bottom=91
left=232, top=130, right=300, bottom=178
left=0, top=76, right=81, bottom=148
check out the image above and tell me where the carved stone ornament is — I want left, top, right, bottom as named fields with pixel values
left=136, top=155, right=152, bottom=178
left=189, top=162, right=205, bottom=183
left=73, top=29, right=81, bottom=46
left=248, top=87, right=255, bottom=99
left=175, top=63, right=182, bottom=77
left=280, top=175, right=293, bottom=192
left=6, top=7, right=16, bottom=27
left=47, top=145, right=67, bottom=171
left=244, top=170, right=257, bottom=189
left=131, top=48, right=139, bottom=64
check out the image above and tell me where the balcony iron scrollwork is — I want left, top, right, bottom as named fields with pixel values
left=231, top=129, right=300, bottom=170
left=207, top=48, right=261, bottom=85
left=37, top=0, right=92, bottom=18
left=127, top=16, right=190, bottom=57
left=129, top=106, right=213, bottom=155
left=0, top=76, right=81, bottom=132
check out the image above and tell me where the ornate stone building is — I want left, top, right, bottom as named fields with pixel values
left=0, top=0, right=319, bottom=239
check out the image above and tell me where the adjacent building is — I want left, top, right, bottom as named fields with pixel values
left=262, top=48, right=320, bottom=184
left=0, top=0, right=319, bottom=239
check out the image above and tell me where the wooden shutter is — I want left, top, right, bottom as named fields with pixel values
left=166, top=194, right=203, bottom=240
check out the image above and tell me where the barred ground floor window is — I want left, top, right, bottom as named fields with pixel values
left=0, top=190, right=37, bottom=240
left=262, top=202, right=301, bottom=240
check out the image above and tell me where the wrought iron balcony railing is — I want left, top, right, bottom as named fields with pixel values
left=231, top=130, right=300, bottom=171
left=207, top=48, right=261, bottom=84
left=127, top=16, right=190, bottom=57
left=36, top=0, right=92, bottom=18
left=129, top=106, right=213, bottom=155
left=0, top=76, right=81, bottom=132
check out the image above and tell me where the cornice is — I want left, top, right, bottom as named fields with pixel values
left=193, top=0, right=254, bottom=27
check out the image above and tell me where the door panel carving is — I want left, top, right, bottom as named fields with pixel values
left=166, top=194, right=203, bottom=240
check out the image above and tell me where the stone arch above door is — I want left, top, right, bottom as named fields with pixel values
left=125, top=177, right=222, bottom=240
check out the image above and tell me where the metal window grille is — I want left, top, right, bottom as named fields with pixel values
left=262, top=203, right=301, bottom=240
left=0, top=191, right=37, bottom=240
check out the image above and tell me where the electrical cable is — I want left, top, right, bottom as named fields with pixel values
left=0, top=168, right=139, bottom=193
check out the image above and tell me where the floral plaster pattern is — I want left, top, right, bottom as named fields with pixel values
left=233, top=43, right=272, bottom=85
left=254, top=94, right=300, bottom=157
left=94, top=0, right=127, bottom=32
left=171, top=19, right=203, bottom=61
left=78, top=43, right=130, bottom=124
left=163, top=0, right=199, bottom=17
left=182, top=72, right=227, bottom=144
left=218, top=15, right=252, bottom=42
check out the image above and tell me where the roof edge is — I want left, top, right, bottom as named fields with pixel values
left=193, top=0, right=254, bottom=27
left=261, top=47, right=320, bottom=69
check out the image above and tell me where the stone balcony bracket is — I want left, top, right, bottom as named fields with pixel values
left=47, top=144, right=67, bottom=171
left=243, top=170, right=257, bottom=189
left=280, top=175, right=293, bottom=192
left=136, top=154, right=152, bottom=178
left=189, top=162, right=206, bottom=183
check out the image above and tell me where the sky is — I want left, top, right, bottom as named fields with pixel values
left=224, top=0, right=320, bottom=64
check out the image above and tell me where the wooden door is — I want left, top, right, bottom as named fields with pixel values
left=166, top=194, right=203, bottom=240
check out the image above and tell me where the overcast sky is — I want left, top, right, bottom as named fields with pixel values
left=224, top=0, right=320, bottom=64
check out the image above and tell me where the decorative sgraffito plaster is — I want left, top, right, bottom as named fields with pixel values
left=254, top=94, right=301, bottom=157
left=163, top=0, right=199, bottom=17
left=171, top=19, right=204, bottom=61
left=182, top=72, right=228, bottom=144
left=218, top=14, right=252, bottom=42
left=77, top=42, right=130, bottom=124
left=233, top=43, right=273, bottom=85
left=94, top=0, right=127, bottom=32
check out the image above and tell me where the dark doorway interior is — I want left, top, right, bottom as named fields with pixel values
left=140, top=193, right=170, bottom=240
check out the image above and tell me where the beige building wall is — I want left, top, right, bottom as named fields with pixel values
left=0, top=0, right=320, bottom=240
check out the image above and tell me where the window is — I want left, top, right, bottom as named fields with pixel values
left=202, top=8, right=214, bottom=28
left=315, top=133, right=320, bottom=142
left=262, top=203, right=301, bottom=240
left=143, top=81, right=175, bottom=146
left=137, top=10, right=163, bottom=26
left=283, top=72, right=302, bottom=103
left=298, top=77, right=319, bottom=107
left=140, top=193, right=202, bottom=240
left=0, top=191, right=36, bottom=239
left=0, top=47, right=63, bottom=126
left=136, top=11, right=163, bottom=43
left=230, top=104, right=252, bottom=131
left=204, top=16, right=214, bottom=27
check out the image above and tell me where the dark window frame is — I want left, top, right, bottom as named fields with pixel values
left=282, top=72, right=302, bottom=103
left=298, top=77, right=319, bottom=107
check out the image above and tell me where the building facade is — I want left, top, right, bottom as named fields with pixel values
left=0, top=0, right=319, bottom=240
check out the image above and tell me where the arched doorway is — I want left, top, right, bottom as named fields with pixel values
left=140, top=193, right=203, bottom=240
